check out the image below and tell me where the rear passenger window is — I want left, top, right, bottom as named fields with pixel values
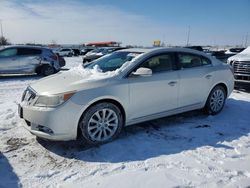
left=178, top=53, right=211, bottom=69
left=139, top=54, right=176, bottom=74
left=17, top=48, right=42, bottom=56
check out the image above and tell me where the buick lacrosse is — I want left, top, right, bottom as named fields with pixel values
left=19, top=48, right=234, bottom=144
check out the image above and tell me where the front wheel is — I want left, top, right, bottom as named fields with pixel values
left=79, top=103, right=124, bottom=145
left=205, top=85, right=226, bottom=115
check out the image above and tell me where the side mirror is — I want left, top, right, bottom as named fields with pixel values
left=132, top=67, right=152, bottom=77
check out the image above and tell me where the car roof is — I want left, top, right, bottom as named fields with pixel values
left=119, top=47, right=210, bottom=56
left=3, top=45, right=50, bottom=51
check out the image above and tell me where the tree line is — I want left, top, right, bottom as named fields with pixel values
left=0, top=36, right=10, bottom=45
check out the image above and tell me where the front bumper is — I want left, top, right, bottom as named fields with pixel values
left=18, top=99, right=83, bottom=141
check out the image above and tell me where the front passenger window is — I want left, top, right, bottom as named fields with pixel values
left=138, top=54, right=175, bottom=74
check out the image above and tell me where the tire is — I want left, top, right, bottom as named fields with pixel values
left=41, top=65, right=55, bottom=76
left=79, top=102, right=124, bottom=145
left=205, top=85, right=226, bottom=115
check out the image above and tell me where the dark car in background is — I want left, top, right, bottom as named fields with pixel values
left=209, top=48, right=245, bottom=63
left=185, top=46, right=204, bottom=52
left=0, top=46, right=63, bottom=76
left=56, top=48, right=74, bottom=57
left=80, top=48, right=95, bottom=56
left=82, top=47, right=127, bottom=63
left=72, top=48, right=81, bottom=56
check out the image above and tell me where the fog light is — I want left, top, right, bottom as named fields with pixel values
left=37, top=125, right=54, bottom=134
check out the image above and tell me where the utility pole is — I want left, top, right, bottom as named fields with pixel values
left=0, top=19, right=3, bottom=38
left=186, top=26, right=190, bottom=46
left=245, top=32, right=248, bottom=47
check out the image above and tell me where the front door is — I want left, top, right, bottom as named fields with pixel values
left=127, top=53, right=179, bottom=120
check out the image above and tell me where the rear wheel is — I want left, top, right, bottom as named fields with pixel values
left=79, top=102, right=123, bottom=145
left=41, top=65, right=55, bottom=76
left=205, top=85, right=226, bottom=115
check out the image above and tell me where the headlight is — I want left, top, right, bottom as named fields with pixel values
left=34, top=92, right=75, bottom=107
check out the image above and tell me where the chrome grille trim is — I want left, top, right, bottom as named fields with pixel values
left=22, top=87, right=37, bottom=104
left=233, top=61, right=250, bottom=74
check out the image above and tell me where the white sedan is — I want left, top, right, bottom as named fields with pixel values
left=19, top=48, right=234, bottom=144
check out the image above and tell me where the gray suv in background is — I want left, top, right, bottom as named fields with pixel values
left=0, top=46, right=63, bottom=76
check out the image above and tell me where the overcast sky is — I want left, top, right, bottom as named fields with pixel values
left=0, top=0, right=249, bottom=46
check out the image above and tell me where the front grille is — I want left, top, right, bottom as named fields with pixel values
left=22, top=87, right=36, bottom=104
left=233, top=61, right=250, bottom=74
left=234, top=75, right=250, bottom=82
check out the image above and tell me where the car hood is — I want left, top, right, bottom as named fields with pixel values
left=30, top=67, right=117, bottom=95
left=228, top=46, right=250, bottom=62
left=228, top=53, right=250, bottom=62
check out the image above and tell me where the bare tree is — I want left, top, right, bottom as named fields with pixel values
left=0, top=36, right=10, bottom=46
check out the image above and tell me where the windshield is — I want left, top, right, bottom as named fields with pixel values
left=86, top=51, right=142, bottom=72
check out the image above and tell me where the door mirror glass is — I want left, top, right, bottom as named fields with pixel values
left=132, top=67, right=152, bottom=76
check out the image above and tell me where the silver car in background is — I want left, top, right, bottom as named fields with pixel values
left=19, top=48, right=234, bottom=145
left=0, top=46, right=62, bottom=76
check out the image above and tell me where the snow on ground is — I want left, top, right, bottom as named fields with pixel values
left=0, top=57, right=250, bottom=188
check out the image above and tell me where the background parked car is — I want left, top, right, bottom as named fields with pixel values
left=210, top=50, right=233, bottom=63
left=227, top=46, right=250, bottom=87
left=80, top=48, right=95, bottom=56
left=225, top=47, right=245, bottom=55
left=56, top=48, right=74, bottom=57
left=82, top=47, right=127, bottom=63
left=209, top=48, right=245, bottom=63
left=71, top=48, right=81, bottom=56
left=185, top=46, right=204, bottom=52
left=0, top=45, right=61, bottom=76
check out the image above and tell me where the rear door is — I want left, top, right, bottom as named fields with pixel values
left=17, top=48, right=42, bottom=73
left=177, top=52, right=214, bottom=108
left=0, top=48, right=19, bottom=74
left=127, top=53, right=179, bottom=120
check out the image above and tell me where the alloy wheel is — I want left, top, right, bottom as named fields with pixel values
left=87, top=108, right=119, bottom=142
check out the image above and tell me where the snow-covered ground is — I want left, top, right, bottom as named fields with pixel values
left=0, top=57, right=250, bottom=188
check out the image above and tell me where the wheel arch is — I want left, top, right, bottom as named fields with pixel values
left=77, top=98, right=126, bottom=139
left=204, top=82, right=228, bottom=108
left=211, top=82, right=228, bottom=97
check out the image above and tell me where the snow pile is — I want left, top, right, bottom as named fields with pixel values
left=68, top=64, right=118, bottom=81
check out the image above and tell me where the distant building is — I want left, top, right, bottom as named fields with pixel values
left=85, top=41, right=121, bottom=47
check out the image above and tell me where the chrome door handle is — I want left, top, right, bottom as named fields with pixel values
left=168, top=81, right=177, bottom=86
left=205, top=75, right=212, bottom=79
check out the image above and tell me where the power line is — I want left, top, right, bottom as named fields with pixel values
left=245, top=32, right=248, bottom=47
left=186, top=26, right=190, bottom=46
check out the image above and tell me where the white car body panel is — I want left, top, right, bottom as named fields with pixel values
left=128, top=71, right=179, bottom=120
left=178, top=65, right=214, bottom=107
